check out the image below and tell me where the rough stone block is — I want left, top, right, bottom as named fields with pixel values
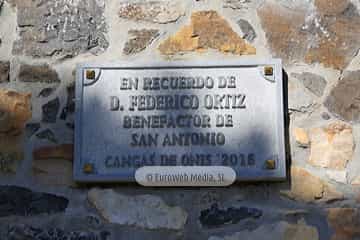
left=0, top=186, right=68, bottom=217
left=0, top=89, right=30, bottom=174
left=42, top=98, right=60, bottom=123
left=258, top=0, right=360, bottom=69
left=159, top=11, right=256, bottom=56
left=123, top=29, right=159, bottom=55
left=325, top=71, right=360, bottom=122
left=237, top=19, right=256, bottom=43
left=35, top=129, right=57, bottom=143
left=223, top=0, right=250, bottom=9
left=281, top=166, right=343, bottom=203
left=12, top=0, right=108, bottom=58
left=292, top=72, right=327, bottom=97
left=88, top=189, right=188, bottom=230
left=119, top=1, right=185, bottom=24
left=0, top=89, right=31, bottom=136
left=199, top=203, right=262, bottom=228
left=308, top=121, right=354, bottom=170
left=18, top=64, right=60, bottom=83
left=293, top=127, right=310, bottom=147
left=327, top=208, right=360, bottom=240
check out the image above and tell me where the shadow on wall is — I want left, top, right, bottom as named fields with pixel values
left=283, top=69, right=291, bottom=190
left=75, top=68, right=291, bottom=188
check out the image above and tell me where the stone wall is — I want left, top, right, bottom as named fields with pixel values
left=0, top=0, right=359, bottom=239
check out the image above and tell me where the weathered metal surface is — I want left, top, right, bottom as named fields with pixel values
left=74, top=60, right=286, bottom=182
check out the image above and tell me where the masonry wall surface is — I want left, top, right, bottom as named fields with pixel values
left=0, top=0, right=360, bottom=239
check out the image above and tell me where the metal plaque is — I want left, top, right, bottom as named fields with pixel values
left=74, top=59, right=286, bottom=182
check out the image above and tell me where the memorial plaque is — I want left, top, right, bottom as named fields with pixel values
left=74, top=60, right=286, bottom=182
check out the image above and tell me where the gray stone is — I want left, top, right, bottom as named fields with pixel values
left=343, top=2, right=359, bottom=18
left=60, top=109, right=68, bottom=120
left=223, top=0, right=250, bottom=9
left=38, top=88, right=55, bottom=98
left=237, top=19, right=256, bottom=42
left=0, top=89, right=31, bottom=136
left=42, top=98, right=60, bottom=123
left=288, top=78, right=315, bottom=113
left=0, top=61, right=10, bottom=83
left=7, top=225, right=110, bottom=240
left=17, top=7, right=41, bottom=27
left=0, top=152, right=21, bottom=174
left=35, top=129, right=57, bottom=143
left=123, top=29, right=159, bottom=55
left=119, top=1, right=185, bottom=24
left=12, top=0, right=108, bottom=58
left=66, top=122, right=74, bottom=130
left=60, top=84, right=75, bottom=120
left=158, top=10, right=256, bottom=55
left=292, top=72, right=327, bottom=97
left=200, top=203, right=262, bottom=228
left=25, top=123, right=40, bottom=138
left=88, top=188, right=188, bottom=230
left=0, top=186, right=68, bottom=217
left=321, top=112, right=331, bottom=120
left=324, top=70, right=360, bottom=122
left=18, top=64, right=60, bottom=83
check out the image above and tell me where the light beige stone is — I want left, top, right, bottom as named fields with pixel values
left=158, top=11, right=256, bottom=55
left=281, top=166, right=343, bottom=203
left=293, top=127, right=310, bottom=147
left=208, top=220, right=319, bottom=240
left=0, top=89, right=31, bottom=136
left=308, top=122, right=354, bottom=170
left=88, top=189, right=188, bottom=230
left=327, top=208, right=360, bottom=240
left=0, top=89, right=31, bottom=173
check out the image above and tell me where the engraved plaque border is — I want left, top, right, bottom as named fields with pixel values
left=74, top=59, right=286, bottom=183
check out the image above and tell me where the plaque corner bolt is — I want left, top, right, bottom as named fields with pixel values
left=265, top=159, right=276, bottom=170
left=264, top=66, right=274, bottom=76
left=85, top=70, right=96, bottom=80
left=83, top=163, right=94, bottom=174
